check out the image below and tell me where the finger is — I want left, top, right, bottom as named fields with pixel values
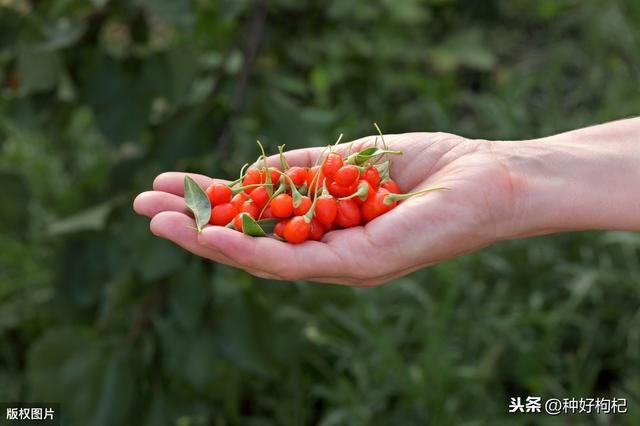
left=264, top=146, right=323, bottom=169
left=197, top=226, right=350, bottom=281
left=152, top=172, right=228, bottom=196
left=149, top=211, right=244, bottom=269
left=133, top=191, right=188, bottom=218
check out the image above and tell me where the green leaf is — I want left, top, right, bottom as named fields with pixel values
left=257, top=218, right=280, bottom=234
left=346, top=148, right=402, bottom=165
left=242, top=214, right=266, bottom=237
left=183, top=176, right=211, bottom=232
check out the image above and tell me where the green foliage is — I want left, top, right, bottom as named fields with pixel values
left=1, top=0, right=640, bottom=424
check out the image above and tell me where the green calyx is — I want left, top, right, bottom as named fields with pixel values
left=338, top=181, right=370, bottom=202
left=319, top=179, right=331, bottom=198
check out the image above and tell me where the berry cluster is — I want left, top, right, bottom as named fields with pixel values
left=185, top=129, right=445, bottom=244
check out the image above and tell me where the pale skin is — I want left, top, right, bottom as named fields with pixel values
left=133, top=117, right=640, bottom=286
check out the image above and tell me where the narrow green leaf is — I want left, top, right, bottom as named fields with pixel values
left=346, top=148, right=402, bottom=165
left=257, top=218, right=280, bottom=234
left=184, top=176, right=211, bottom=232
left=242, top=214, right=267, bottom=237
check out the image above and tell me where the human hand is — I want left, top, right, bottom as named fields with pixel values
left=133, top=132, right=517, bottom=286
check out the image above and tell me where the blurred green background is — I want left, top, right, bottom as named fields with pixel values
left=1, top=0, right=640, bottom=425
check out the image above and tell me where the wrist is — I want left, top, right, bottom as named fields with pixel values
left=491, top=118, right=640, bottom=239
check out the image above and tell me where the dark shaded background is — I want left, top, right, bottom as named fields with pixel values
left=1, top=0, right=640, bottom=424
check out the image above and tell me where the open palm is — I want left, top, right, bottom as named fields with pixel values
left=133, top=132, right=515, bottom=286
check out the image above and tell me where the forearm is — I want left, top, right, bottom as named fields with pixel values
left=494, top=117, right=640, bottom=238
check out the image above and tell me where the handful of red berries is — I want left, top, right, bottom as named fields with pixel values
left=184, top=127, right=446, bottom=244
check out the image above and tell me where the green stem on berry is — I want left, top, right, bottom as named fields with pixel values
left=280, top=172, right=303, bottom=208
left=258, top=185, right=286, bottom=219
left=332, top=133, right=344, bottom=149
left=303, top=177, right=324, bottom=224
left=319, top=179, right=330, bottom=198
left=373, top=122, right=388, bottom=150
left=383, top=187, right=449, bottom=206
left=231, top=183, right=273, bottom=195
left=338, top=181, right=370, bottom=202
left=226, top=163, right=250, bottom=187
left=278, top=145, right=290, bottom=171
left=313, top=145, right=330, bottom=167
left=256, top=140, right=274, bottom=197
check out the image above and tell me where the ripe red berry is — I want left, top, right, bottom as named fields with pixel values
left=260, top=167, right=281, bottom=185
left=230, top=192, right=247, bottom=210
left=210, top=203, right=237, bottom=226
left=249, top=186, right=270, bottom=207
left=283, top=216, right=311, bottom=244
left=333, top=165, right=359, bottom=187
left=261, top=205, right=276, bottom=219
left=361, top=188, right=396, bottom=222
left=309, top=217, right=324, bottom=241
left=381, top=179, right=401, bottom=194
left=293, top=196, right=312, bottom=216
left=322, top=152, right=344, bottom=179
left=270, top=193, right=294, bottom=218
left=285, top=166, right=308, bottom=187
left=205, top=182, right=232, bottom=206
left=240, top=200, right=260, bottom=219
left=335, top=199, right=362, bottom=227
left=315, top=196, right=337, bottom=225
left=242, top=169, right=262, bottom=194
left=269, top=167, right=282, bottom=184
left=353, top=179, right=374, bottom=205
left=274, top=219, right=288, bottom=238
left=323, top=221, right=337, bottom=232
left=362, top=167, right=380, bottom=188
left=232, top=212, right=248, bottom=232
left=306, top=165, right=325, bottom=197
left=329, top=180, right=358, bottom=198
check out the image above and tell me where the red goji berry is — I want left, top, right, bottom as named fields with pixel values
left=322, top=152, right=344, bottom=179
left=205, top=182, right=232, bottom=206
left=240, top=200, right=260, bottom=219
left=333, top=165, right=359, bottom=187
left=270, top=193, right=294, bottom=218
left=210, top=203, right=237, bottom=226
left=293, top=196, right=312, bottom=216
left=284, top=216, right=311, bottom=244
left=249, top=186, right=270, bottom=208
left=335, top=198, right=362, bottom=227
